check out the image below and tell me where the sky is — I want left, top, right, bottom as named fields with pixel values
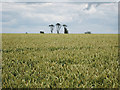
left=1, top=0, right=119, bottom=34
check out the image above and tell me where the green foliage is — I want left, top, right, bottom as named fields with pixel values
left=2, top=34, right=119, bottom=88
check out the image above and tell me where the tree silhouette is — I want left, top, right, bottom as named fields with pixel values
left=56, top=23, right=61, bottom=34
left=40, top=31, right=44, bottom=34
left=63, top=24, right=68, bottom=34
left=49, top=24, right=54, bottom=33
left=63, top=24, right=67, bottom=28
left=85, top=31, right=91, bottom=34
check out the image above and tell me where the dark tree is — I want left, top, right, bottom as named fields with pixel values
left=85, top=31, right=91, bottom=34
left=63, top=24, right=67, bottom=28
left=63, top=24, right=68, bottom=34
left=56, top=23, right=61, bottom=34
left=26, top=32, right=28, bottom=34
left=49, top=24, right=54, bottom=33
left=40, top=31, right=44, bottom=34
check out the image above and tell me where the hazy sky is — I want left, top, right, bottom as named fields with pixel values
left=1, top=1, right=119, bottom=34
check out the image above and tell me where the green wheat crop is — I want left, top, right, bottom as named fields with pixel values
left=2, top=34, right=119, bottom=88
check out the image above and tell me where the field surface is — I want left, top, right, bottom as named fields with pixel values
left=2, top=34, right=119, bottom=88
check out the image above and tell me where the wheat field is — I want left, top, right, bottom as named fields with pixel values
left=2, top=34, right=119, bottom=88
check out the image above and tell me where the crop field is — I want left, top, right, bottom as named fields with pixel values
left=2, top=34, right=119, bottom=88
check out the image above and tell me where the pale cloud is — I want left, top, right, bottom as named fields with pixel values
left=3, top=19, right=17, bottom=26
left=2, top=2, right=87, bottom=23
left=23, top=13, right=73, bottom=23
left=1, top=2, right=118, bottom=33
left=1, top=0, right=119, bottom=2
left=84, top=4, right=96, bottom=14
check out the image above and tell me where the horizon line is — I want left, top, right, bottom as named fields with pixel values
left=0, top=32, right=120, bottom=34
